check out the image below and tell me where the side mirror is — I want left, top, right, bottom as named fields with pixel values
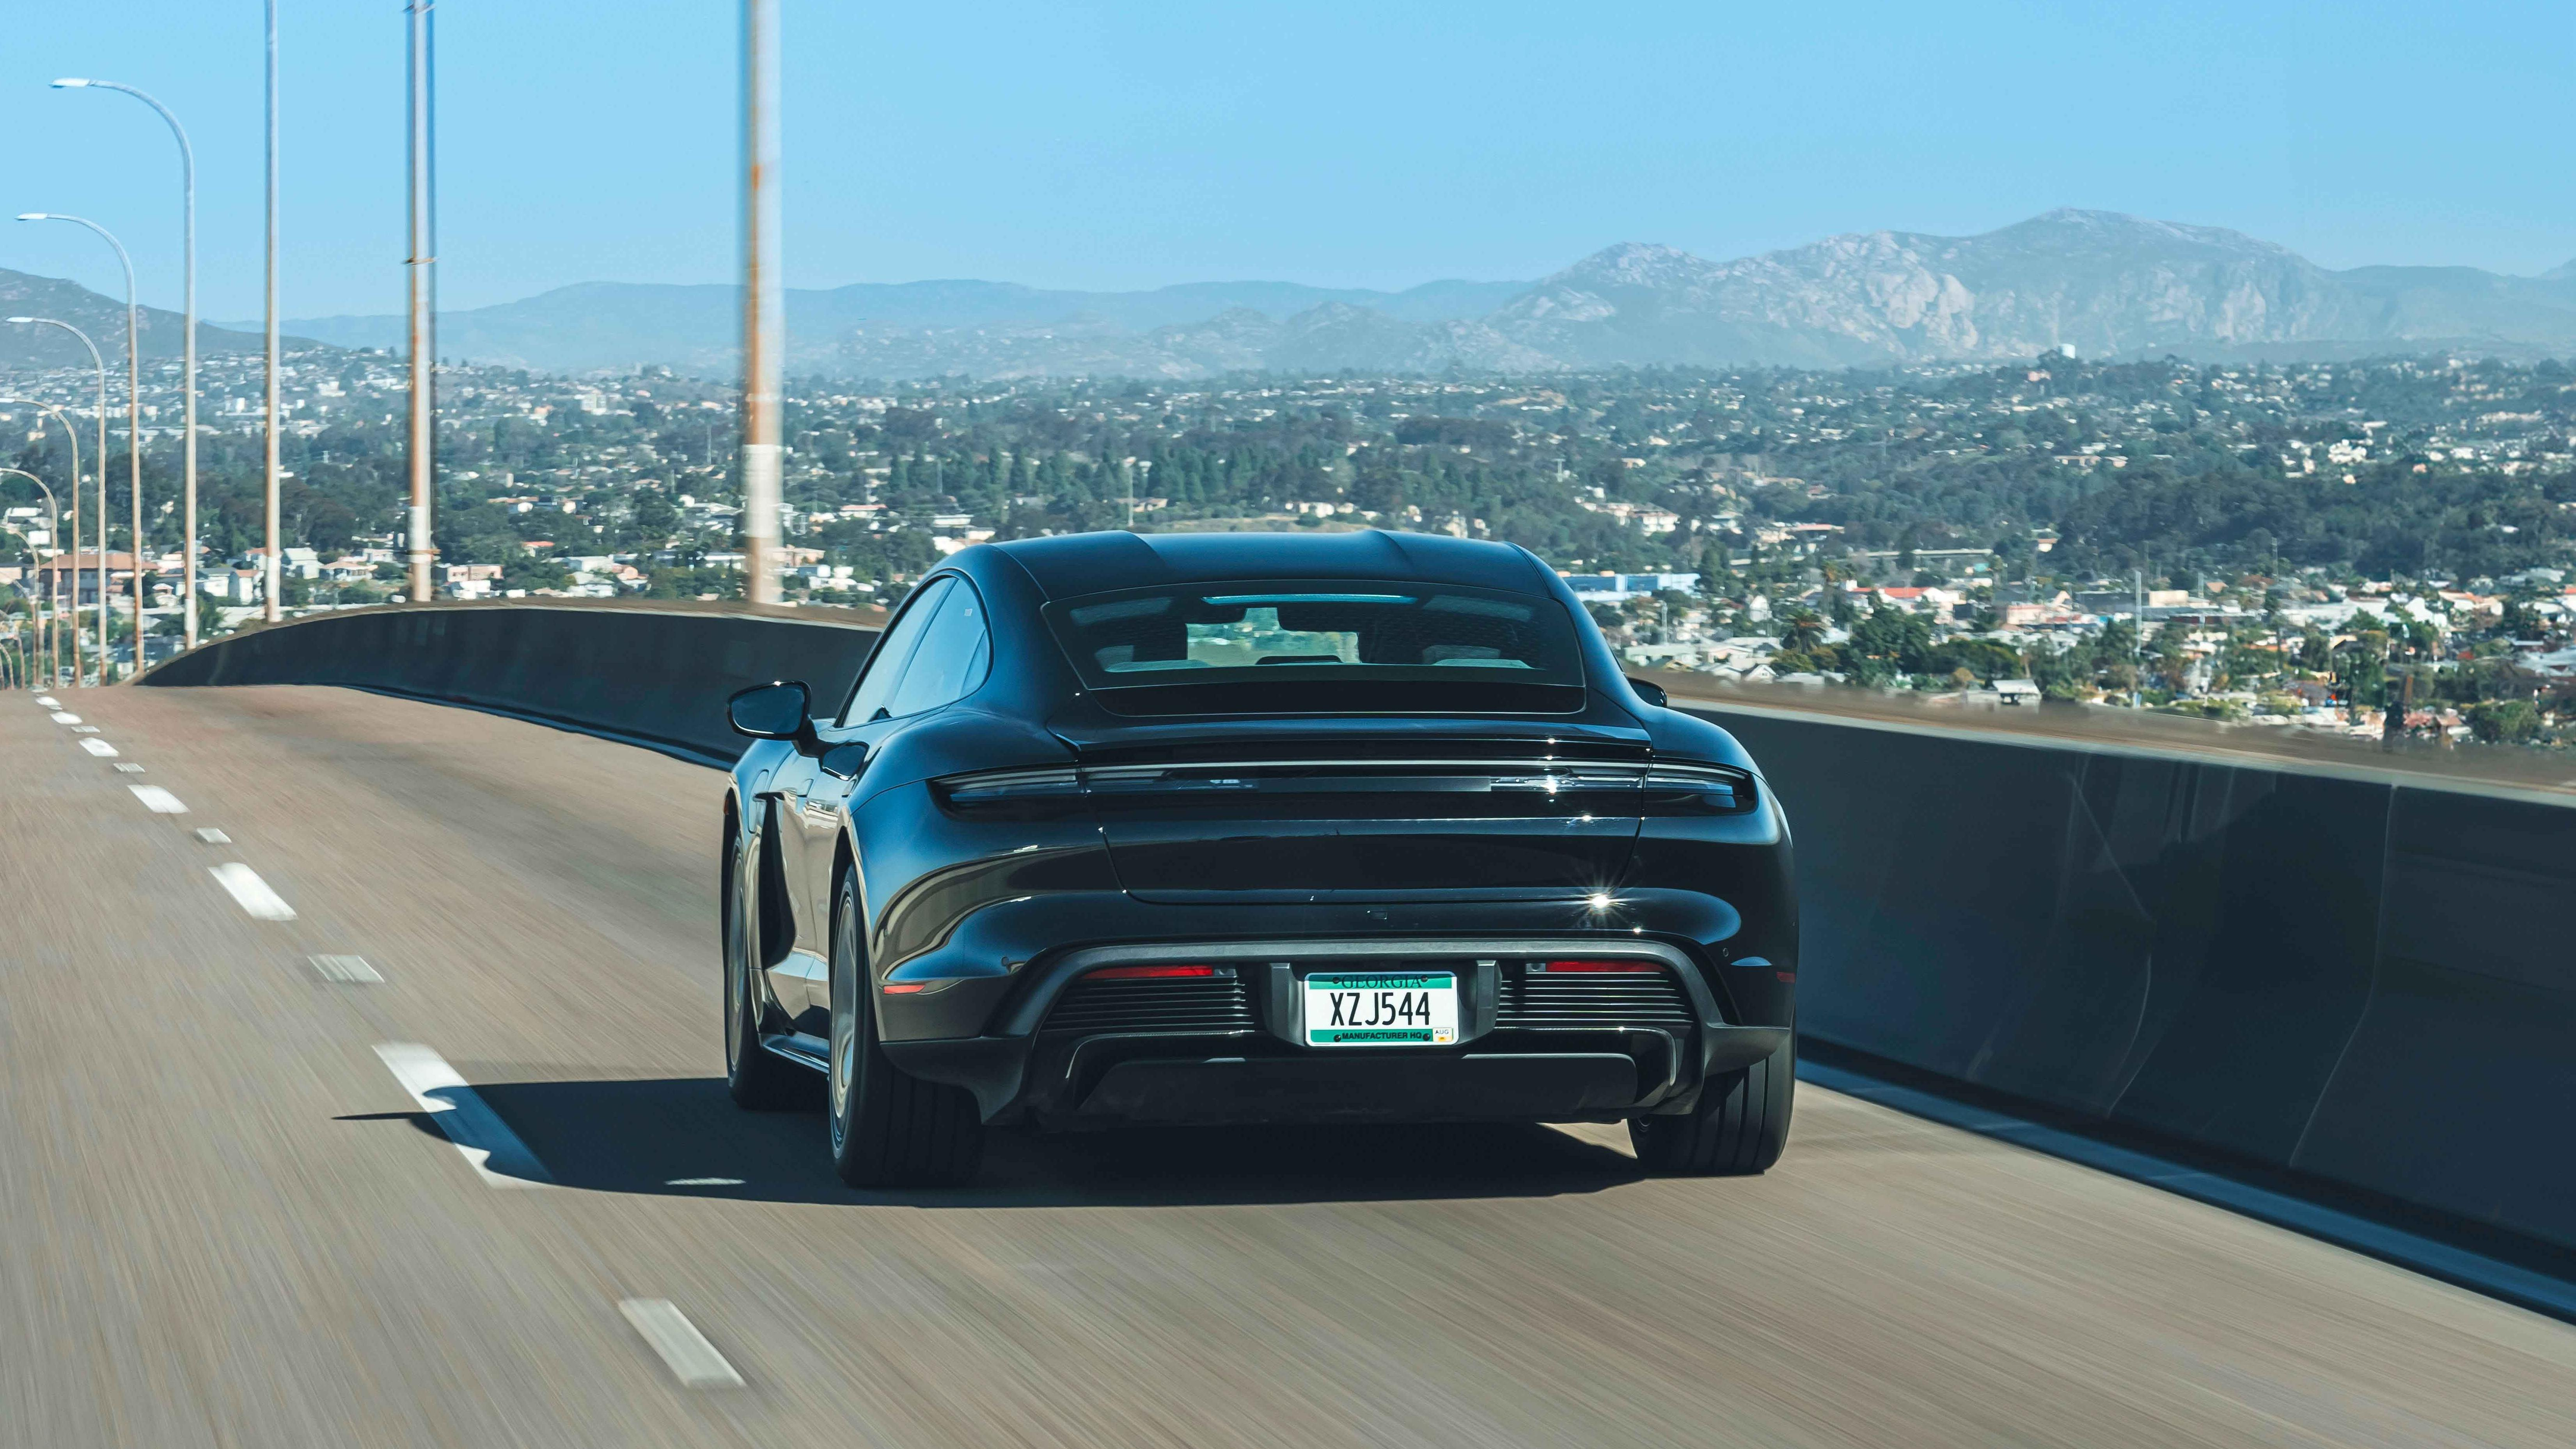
left=817, top=741, right=869, bottom=781
left=727, top=680, right=813, bottom=741
left=1626, top=675, right=1670, bottom=708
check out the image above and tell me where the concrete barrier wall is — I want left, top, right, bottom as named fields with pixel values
left=1701, top=705, right=2576, bottom=1253
left=148, top=606, right=2576, bottom=1251
left=142, top=605, right=880, bottom=766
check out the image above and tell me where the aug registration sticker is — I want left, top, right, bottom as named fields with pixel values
left=1303, top=972, right=1458, bottom=1046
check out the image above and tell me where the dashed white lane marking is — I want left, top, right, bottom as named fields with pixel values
left=48, top=711, right=78, bottom=724
left=80, top=738, right=119, bottom=756
left=113, top=762, right=144, bottom=774
left=35, top=695, right=59, bottom=707
left=617, top=1300, right=743, bottom=1388
left=310, top=954, right=382, bottom=983
left=209, top=863, right=296, bottom=921
left=128, top=785, right=186, bottom=814
left=194, top=827, right=231, bottom=844
left=371, top=1043, right=552, bottom=1188
left=71, top=725, right=99, bottom=735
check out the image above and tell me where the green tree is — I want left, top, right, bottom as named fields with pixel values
left=630, top=489, right=681, bottom=543
left=2468, top=698, right=2541, bottom=744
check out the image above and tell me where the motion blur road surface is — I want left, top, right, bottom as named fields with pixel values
left=9, top=685, right=2576, bottom=1448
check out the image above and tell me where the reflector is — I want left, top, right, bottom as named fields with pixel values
left=1088, top=964, right=1219, bottom=980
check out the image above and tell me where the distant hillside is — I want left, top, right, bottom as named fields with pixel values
left=0, top=269, right=302, bottom=370
left=1484, top=212, right=2576, bottom=367
left=273, top=276, right=1532, bottom=375
left=265, top=211, right=2576, bottom=379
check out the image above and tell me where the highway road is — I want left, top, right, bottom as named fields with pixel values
left=9, top=684, right=2576, bottom=1448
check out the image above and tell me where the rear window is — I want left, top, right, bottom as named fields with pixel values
left=1043, top=579, right=1587, bottom=715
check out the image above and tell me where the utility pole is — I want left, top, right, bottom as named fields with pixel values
left=739, top=0, right=784, bottom=604
left=264, top=0, right=284, bottom=622
left=404, top=0, right=438, bottom=603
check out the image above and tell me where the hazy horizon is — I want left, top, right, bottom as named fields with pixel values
left=5, top=2, right=2572, bottom=321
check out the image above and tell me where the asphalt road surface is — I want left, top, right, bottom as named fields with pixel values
left=8, top=684, right=2576, bottom=1449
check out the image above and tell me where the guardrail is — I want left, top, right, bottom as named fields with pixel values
left=138, top=599, right=886, bottom=767
left=145, top=605, right=2576, bottom=1256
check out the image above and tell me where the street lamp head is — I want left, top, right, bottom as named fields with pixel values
left=4, top=317, right=30, bottom=325
left=15, top=213, right=49, bottom=222
left=51, top=78, right=92, bottom=89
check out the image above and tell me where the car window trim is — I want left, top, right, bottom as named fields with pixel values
left=881, top=573, right=995, bottom=720
left=836, top=575, right=954, bottom=726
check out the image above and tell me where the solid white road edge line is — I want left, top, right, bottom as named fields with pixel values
left=128, top=785, right=186, bottom=814
left=371, top=1043, right=554, bottom=1189
left=80, top=738, right=118, bottom=756
left=617, top=1300, right=744, bottom=1388
left=208, top=863, right=296, bottom=920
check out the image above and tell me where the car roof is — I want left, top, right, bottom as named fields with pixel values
left=988, top=529, right=1555, bottom=601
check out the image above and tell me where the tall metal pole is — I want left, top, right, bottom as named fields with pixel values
left=0, top=469, right=60, bottom=687
left=740, top=0, right=784, bottom=604
left=20, top=215, right=141, bottom=681
left=404, top=0, right=437, bottom=603
left=5, top=322, right=106, bottom=679
left=265, top=0, right=284, bottom=623
left=18, top=412, right=75, bottom=686
left=3, top=402, right=81, bottom=686
left=55, top=78, right=197, bottom=647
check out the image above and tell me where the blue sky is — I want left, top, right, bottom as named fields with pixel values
left=1, top=2, right=2570, bottom=320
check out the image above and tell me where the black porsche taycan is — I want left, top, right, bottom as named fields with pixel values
left=721, top=530, right=1797, bottom=1185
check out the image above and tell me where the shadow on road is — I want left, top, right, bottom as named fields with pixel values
left=343, top=1073, right=1644, bottom=1206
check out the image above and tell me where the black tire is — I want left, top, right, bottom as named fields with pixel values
left=724, top=811, right=808, bottom=1110
left=1630, top=1036, right=1794, bottom=1175
left=826, top=868, right=983, bottom=1187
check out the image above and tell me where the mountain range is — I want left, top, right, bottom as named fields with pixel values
left=46, top=209, right=2576, bottom=380
left=0, top=269, right=297, bottom=371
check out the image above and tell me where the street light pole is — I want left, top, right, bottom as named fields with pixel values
left=1, top=400, right=83, bottom=685
left=404, top=0, right=436, bottom=604
left=19, top=214, right=144, bottom=682
left=0, top=468, right=62, bottom=687
left=740, top=0, right=784, bottom=604
left=55, top=78, right=197, bottom=648
left=9, top=319, right=111, bottom=678
left=265, top=0, right=284, bottom=624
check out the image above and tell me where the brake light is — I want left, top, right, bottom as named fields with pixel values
left=1537, top=959, right=1663, bottom=974
left=1088, top=964, right=1220, bottom=981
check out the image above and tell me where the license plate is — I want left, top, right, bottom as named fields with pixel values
left=1303, top=972, right=1458, bottom=1046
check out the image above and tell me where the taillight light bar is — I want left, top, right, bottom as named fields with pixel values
left=1086, top=964, right=1226, bottom=981
left=1534, top=959, right=1664, bottom=974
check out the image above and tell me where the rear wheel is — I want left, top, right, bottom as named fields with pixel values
left=724, top=814, right=807, bottom=1110
left=826, top=868, right=983, bottom=1187
left=1630, top=1036, right=1794, bottom=1175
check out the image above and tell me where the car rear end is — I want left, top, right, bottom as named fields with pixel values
left=873, top=543, right=1797, bottom=1147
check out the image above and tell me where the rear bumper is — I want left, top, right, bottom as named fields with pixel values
left=888, top=1024, right=1791, bottom=1127
left=880, top=932, right=1791, bottom=1126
